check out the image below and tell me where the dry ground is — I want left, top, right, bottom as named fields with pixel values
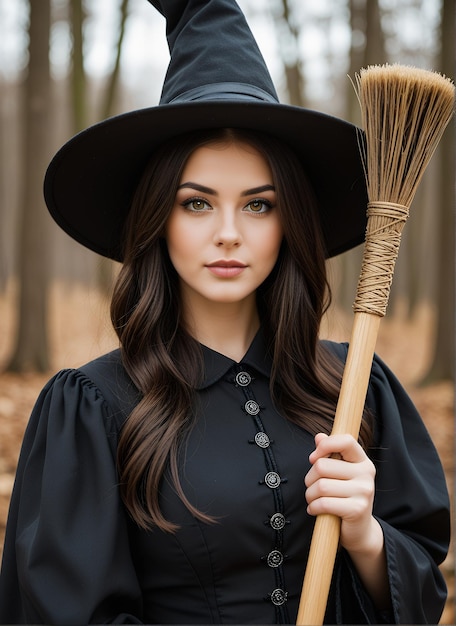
left=0, top=283, right=454, bottom=623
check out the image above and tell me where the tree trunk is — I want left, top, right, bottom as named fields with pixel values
left=70, top=0, right=87, bottom=132
left=7, top=0, right=52, bottom=372
left=337, top=0, right=387, bottom=313
left=276, top=0, right=305, bottom=106
left=99, top=0, right=130, bottom=120
left=421, top=0, right=454, bottom=382
left=96, top=0, right=131, bottom=294
left=0, top=80, right=7, bottom=292
left=363, top=0, right=385, bottom=66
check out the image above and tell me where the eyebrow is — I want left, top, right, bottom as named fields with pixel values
left=177, top=182, right=276, bottom=196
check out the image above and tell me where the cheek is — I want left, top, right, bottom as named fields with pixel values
left=165, top=217, right=193, bottom=261
left=261, top=222, right=284, bottom=262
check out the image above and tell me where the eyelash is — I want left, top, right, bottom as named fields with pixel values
left=181, top=196, right=273, bottom=214
left=182, top=197, right=211, bottom=212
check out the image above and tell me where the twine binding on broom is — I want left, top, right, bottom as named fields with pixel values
left=354, top=200, right=409, bottom=317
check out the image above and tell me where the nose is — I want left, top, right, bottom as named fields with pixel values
left=213, top=208, right=242, bottom=247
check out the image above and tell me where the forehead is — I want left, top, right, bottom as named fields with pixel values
left=181, top=140, right=273, bottom=185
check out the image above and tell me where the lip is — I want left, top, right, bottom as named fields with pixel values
left=205, top=259, right=247, bottom=278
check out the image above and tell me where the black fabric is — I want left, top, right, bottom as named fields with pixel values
left=148, top=0, right=279, bottom=104
left=0, top=334, right=449, bottom=624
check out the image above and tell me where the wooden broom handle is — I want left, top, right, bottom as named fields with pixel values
left=297, top=201, right=409, bottom=625
left=296, top=311, right=381, bottom=625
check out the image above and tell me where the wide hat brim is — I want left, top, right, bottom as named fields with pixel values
left=44, top=100, right=368, bottom=261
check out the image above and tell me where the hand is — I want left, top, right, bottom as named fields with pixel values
left=305, top=433, right=378, bottom=554
left=305, top=433, right=389, bottom=608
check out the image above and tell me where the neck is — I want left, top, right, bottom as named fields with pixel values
left=183, top=297, right=260, bottom=362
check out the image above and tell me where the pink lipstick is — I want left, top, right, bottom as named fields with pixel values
left=206, top=260, right=247, bottom=278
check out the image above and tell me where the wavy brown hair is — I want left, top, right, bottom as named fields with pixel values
left=111, top=128, right=372, bottom=531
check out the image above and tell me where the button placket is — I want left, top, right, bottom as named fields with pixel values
left=233, top=365, right=290, bottom=623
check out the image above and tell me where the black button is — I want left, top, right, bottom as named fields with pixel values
left=236, top=371, right=251, bottom=386
left=254, top=432, right=270, bottom=448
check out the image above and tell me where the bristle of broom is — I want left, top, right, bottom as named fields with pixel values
left=352, top=64, right=454, bottom=317
left=355, top=63, right=455, bottom=207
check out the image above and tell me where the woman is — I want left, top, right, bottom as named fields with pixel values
left=0, top=1, right=449, bottom=624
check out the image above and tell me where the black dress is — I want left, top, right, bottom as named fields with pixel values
left=0, top=333, right=449, bottom=624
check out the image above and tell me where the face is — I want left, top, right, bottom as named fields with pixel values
left=165, top=139, right=283, bottom=316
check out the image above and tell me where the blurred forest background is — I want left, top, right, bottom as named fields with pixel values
left=0, top=0, right=453, bottom=376
left=0, top=0, right=454, bottom=621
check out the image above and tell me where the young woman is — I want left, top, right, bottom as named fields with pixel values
left=0, top=1, right=449, bottom=624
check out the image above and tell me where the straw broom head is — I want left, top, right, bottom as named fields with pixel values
left=355, top=64, right=454, bottom=205
left=352, top=64, right=455, bottom=317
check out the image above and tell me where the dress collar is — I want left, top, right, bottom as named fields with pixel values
left=197, top=329, right=273, bottom=390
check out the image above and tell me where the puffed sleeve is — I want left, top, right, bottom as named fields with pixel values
left=0, top=368, right=143, bottom=625
left=325, top=344, right=450, bottom=624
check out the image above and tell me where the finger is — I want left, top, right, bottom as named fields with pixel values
left=314, top=432, right=328, bottom=446
left=306, top=470, right=374, bottom=501
left=309, top=433, right=366, bottom=464
left=305, top=477, right=362, bottom=504
left=305, top=454, right=372, bottom=487
left=306, top=493, right=373, bottom=519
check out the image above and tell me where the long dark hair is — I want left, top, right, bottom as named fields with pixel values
left=111, top=128, right=372, bottom=531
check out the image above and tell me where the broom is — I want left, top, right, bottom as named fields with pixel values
left=296, top=64, right=455, bottom=626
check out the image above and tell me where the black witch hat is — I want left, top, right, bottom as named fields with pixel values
left=44, top=0, right=368, bottom=261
